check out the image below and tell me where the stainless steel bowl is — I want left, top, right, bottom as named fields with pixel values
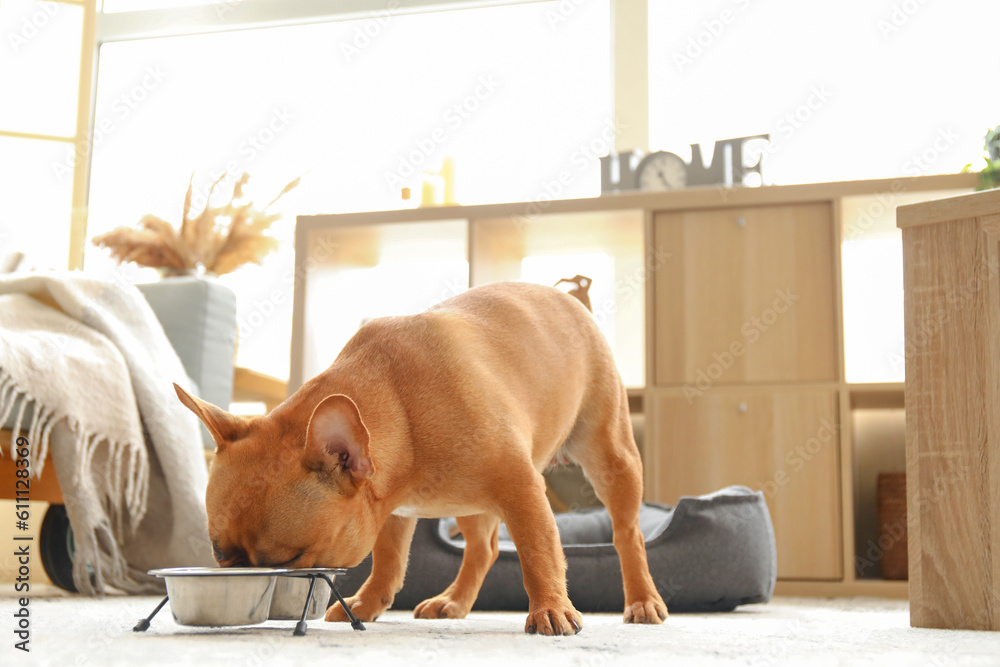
left=149, top=567, right=347, bottom=627
left=268, top=574, right=333, bottom=621
left=150, top=568, right=277, bottom=627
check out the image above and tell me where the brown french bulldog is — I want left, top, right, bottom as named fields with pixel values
left=175, top=281, right=667, bottom=635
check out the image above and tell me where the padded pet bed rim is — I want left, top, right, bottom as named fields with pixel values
left=436, top=503, right=673, bottom=553
left=433, top=487, right=766, bottom=555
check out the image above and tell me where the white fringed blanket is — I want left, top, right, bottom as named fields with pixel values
left=0, top=272, right=215, bottom=593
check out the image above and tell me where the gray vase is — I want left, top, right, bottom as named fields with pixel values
left=138, top=276, right=237, bottom=449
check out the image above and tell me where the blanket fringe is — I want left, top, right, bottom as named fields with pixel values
left=0, top=375, right=15, bottom=428
left=0, top=367, right=151, bottom=591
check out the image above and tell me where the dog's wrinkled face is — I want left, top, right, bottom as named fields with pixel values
left=174, top=385, right=378, bottom=570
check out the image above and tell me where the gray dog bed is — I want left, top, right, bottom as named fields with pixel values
left=338, top=486, right=776, bottom=613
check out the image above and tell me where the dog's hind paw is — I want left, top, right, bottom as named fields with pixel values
left=524, top=607, right=583, bottom=636
left=623, top=599, right=668, bottom=624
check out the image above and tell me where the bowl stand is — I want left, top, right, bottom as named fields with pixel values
left=133, top=572, right=366, bottom=636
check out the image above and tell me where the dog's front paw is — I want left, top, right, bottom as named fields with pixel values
left=324, top=594, right=389, bottom=623
left=414, top=594, right=472, bottom=619
left=623, top=599, right=668, bottom=624
left=524, top=606, right=583, bottom=636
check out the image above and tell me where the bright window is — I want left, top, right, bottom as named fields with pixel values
left=0, top=136, right=75, bottom=267
left=87, top=0, right=611, bottom=379
left=649, top=0, right=1000, bottom=185
left=0, top=0, right=85, bottom=271
left=0, top=0, right=82, bottom=138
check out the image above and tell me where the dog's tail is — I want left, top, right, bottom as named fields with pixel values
left=554, top=275, right=593, bottom=312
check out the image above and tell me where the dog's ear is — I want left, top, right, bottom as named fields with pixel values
left=304, top=394, right=374, bottom=482
left=174, top=383, right=248, bottom=451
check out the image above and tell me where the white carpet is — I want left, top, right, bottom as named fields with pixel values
left=1, top=593, right=998, bottom=667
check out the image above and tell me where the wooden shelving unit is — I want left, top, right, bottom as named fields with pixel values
left=292, top=173, right=978, bottom=597
left=849, top=383, right=905, bottom=410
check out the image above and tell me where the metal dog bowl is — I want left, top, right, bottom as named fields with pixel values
left=268, top=572, right=332, bottom=620
left=150, top=567, right=279, bottom=627
left=138, top=567, right=359, bottom=636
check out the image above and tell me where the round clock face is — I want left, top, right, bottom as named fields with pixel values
left=636, top=151, right=688, bottom=190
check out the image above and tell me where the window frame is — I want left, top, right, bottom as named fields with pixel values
left=0, top=0, right=96, bottom=270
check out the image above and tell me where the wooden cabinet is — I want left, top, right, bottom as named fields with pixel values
left=646, top=389, right=841, bottom=579
left=648, top=203, right=843, bottom=581
left=653, top=203, right=838, bottom=386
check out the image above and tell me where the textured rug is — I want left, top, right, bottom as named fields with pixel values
left=1, top=592, right=998, bottom=666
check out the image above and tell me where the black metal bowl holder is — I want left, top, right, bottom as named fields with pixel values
left=133, top=571, right=365, bottom=636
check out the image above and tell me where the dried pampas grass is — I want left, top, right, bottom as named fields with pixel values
left=92, top=173, right=299, bottom=276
